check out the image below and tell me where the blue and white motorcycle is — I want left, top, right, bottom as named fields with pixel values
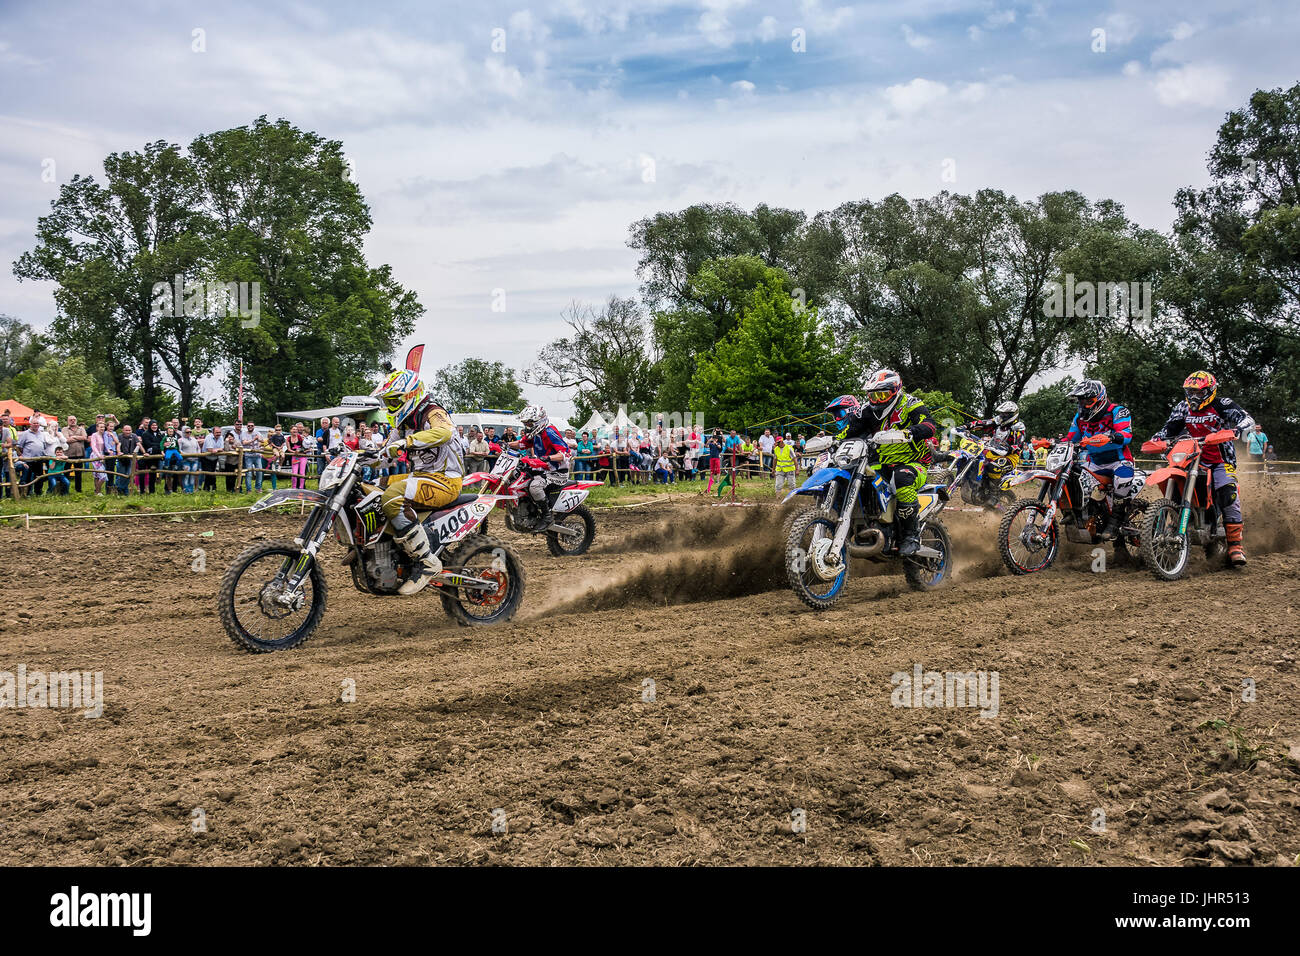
left=782, top=431, right=954, bottom=610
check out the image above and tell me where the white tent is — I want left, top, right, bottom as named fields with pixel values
left=578, top=410, right=609, bottom=437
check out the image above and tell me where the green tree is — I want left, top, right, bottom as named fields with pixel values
left=13, top=141, right=210, bottom=417
left=526, top=296, right=661, bottom=417
left=0, top=314, right=53, bottom=391
left=12, top=355, right=129, bottom=424
left=690, top=275, right=857, bottom=428
left=430, top=358, right=525, bottom=413
left=188, top=116, right=421, bottom=420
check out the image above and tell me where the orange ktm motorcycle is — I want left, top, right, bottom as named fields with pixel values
left=996, top=434, right=1147, bottom=574
left=1138, top=429, right=1235, bottom=581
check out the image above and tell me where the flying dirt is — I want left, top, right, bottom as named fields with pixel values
left=0, top=487, right=1297, bottom=866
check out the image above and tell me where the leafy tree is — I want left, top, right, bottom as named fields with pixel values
left=13, top=141, right=209, bottom=417
left=429, top=358, right=525, bottom=413
left=690, top=275, right=857, bottom=428
left=188, top=116, right=421, bottom=420
left=12, top=355, right=129, bottom=424
left=526, top=296, right=661, bottom=417
left=0, top=314, right=53, bottom=391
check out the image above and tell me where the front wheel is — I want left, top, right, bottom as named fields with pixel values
left=998, top=499, right=1059, bottom=575
left=218, top=541, right=328, bottom=653
left=440, top=534, right=527, bottom=626
left=904, top=519, right=952, bottom=590
left=786, top=509, right=849, bottom=611
left=1140, top=500, right=1190, bottom=581
left=546, top=504, right=596, bottom=556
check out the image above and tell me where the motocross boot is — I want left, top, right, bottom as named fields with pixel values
left=1098, top=501, right=1122, bottom=541
left=396, top=523, right=442, bottom=595
left=1226, top=523, right=1246, bottom=566
left=897, top=504, right=921, bottom=556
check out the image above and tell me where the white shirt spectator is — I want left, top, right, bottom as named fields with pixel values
left=759, top=434, right=775, bottom=454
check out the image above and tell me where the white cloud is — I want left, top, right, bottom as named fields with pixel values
left=730, top=79, right=756, bottom=96
left=901, top=25, right=933, bottom=50
left=958, top=82, right=987, bottom=103
left=967, top=25, right=982, bottom=42
left=884, top=77, right=948, bottom=114
left=757, top=15, right=778, bottom=42
left=698, top=0, right=750, bottom=48
left=1103, top=13, right=1139, bottom=46
left=1170, top=21, right=1198, bottom=41
left=799, top=0, right=853, bottom=34
left=1122, top=60, right=1142, bottom=77
left=1153, top=62, right=1230, bottom=107
left=507, top=9, right=550, bottom=44
left=984, top=9, right=1016, bottom=29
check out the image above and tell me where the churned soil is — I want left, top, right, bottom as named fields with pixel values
left=1, top=481, right=1297, bottom=866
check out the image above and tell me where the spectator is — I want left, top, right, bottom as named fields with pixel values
left=1246, top=424, right=1268, bottom=466
left=117, top=424, right=143, bottom=493
left=683, top=442, right=698, bottom=481
left=221, top=427, right=240, bottom=491
left=773, top=434, right=798, bottom=494
left=467, top=429, right=490, bottom=477
left=240, top=422, right=263, bottom=491
left=287, top=424, right=307, bottom=489
left=179, top=426, right=201, bottom=493
left=62, top=415, right=88, bottom=493
left=140, top=419, right=163, bottom=493
left=201, top=424, right=222, bottom=491
left=89, top=421, right=109, bottom=494
left=15, top=418, right=46, bottom=494
left=759, top=429, right=775, bottom=473
left=260, top=426, right=281, bottom=491
left=47, top=447, right=71, bottom=495
left=704, top=430, right=723, bottom=494
left=654, top=452, right=674, bottom=484
left=160, top=424, right=183, bottom=494
left=575, top=430, right=594, bottom=477
left=99, top=419, right=119, bottom=494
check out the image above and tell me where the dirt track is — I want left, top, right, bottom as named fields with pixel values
left=2, top=482, right=1299, bottom=866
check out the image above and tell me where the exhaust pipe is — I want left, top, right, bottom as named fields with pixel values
left=847, top=528, right=885, bottom=558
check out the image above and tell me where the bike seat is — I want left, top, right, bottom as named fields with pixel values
left=424, top=493, right=479, bottom=517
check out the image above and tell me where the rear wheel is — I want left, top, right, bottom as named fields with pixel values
left=997, top=500, right=1058, bottom=575
left=218, top=541, right=328, bottom=653
left=904, top=519, right=952, bottom=590
left=1141, top=499, right=1190, bottom=581
left=786, top=510, right=849, bottom=611
left=546, top=504, right=596, bottom=556
left=440, top=534, right=526, bottom=626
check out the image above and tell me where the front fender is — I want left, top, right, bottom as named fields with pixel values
left=1010, top=469, right=1056, bottom=487
left=782, top=466, right=851, bottom=504
left=249, top=488, right=328, bottom=514
left=1146, top=465, right=1186, bottom=489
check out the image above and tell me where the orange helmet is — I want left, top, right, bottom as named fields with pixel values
left=1183, top=370, right=1217, bottom=410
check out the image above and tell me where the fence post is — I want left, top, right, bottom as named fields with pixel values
left=5, top=447, right=20, bottom=499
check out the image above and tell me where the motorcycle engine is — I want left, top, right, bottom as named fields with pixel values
left=365, top=540, right=402, bottom=592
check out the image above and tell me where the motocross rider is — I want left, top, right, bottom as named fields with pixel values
left=1151, top=370, right=1254, bottom=566
left=825, top=368, right=938, bottom=556
left=511, top=404, right=570, bottom=527
left=1064, top=379, right=1142, bottom=541
left=371, top=369, right=464, bottom=596
left=965, top=400, right=1028, bottom=490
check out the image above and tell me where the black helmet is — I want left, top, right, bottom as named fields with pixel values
left=1068, top=380, right=1107, bottom=421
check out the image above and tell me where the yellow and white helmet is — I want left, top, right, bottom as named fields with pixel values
left=372, top=369, right=427, bottom=427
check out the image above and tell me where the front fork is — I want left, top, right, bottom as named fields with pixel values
left=282, top=484, right=350, bottom=592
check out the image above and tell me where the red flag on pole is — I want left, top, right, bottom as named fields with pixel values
left=405, top=345, right=425, bottom=374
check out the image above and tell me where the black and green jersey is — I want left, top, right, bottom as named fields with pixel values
left=841, top=393, right=937, bottom=465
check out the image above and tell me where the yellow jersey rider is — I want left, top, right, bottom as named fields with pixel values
left=371, top=370, right=464, bottom=595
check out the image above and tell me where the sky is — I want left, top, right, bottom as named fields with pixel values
left=1, top=0, right=1297, bottom=418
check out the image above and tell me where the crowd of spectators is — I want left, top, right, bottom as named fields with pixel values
left=1, top=407, right=827, bottom=500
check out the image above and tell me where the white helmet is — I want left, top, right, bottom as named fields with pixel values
left=518, top=404, right=548, bottom=439
left=994, top=401, right=1019, bottom=426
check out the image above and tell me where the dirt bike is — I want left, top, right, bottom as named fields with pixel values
left=784, top=430, right=953, bottom=610
left=997, top=435, right=1148, bottom=574
left=218, top=447, right=526, bottom=653
left=1138, top=429, right=1236, bottom=581
left=464, top=451, right=602, bottom=556
left=932, top=428, right=1018, bottom=511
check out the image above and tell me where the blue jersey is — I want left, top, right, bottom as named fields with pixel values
left=1065, top=402, right=1133, bottom=465
left=531, top=425, right=569, bottom=461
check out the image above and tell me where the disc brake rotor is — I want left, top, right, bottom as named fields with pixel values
left=808, top=536, right=840, bottom=581
left=465, top=567, right=508, bottom=607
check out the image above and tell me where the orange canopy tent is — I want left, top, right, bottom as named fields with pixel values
left=0, top=398, right=59, bottom=427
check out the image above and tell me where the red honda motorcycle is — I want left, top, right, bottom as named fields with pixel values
left=465, top=452, right=602, bottom=556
